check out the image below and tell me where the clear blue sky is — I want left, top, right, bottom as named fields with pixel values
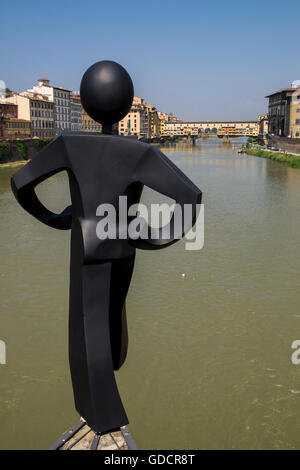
left=2, top=0, right=299, bottom=121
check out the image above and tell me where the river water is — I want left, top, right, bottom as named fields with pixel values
left=0, top=138, right=300, bottom=449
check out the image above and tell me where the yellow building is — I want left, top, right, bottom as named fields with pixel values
left=158, top=112, right=166, bottom=136
left=0, top=118, right=31, bottom=138
left=119, top=97, right=147, bottom=138
left=119, top=96, right=161, bottom=139
left=82, top=107, right=102, bottom=132
left=149, top=107, right=160, bottom=138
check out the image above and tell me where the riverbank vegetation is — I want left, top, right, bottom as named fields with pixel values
left=34, top=138, right=53, bottom=149
left=0, top=137, right=53, bottom=165
left=244, top=144, right=300, bottom=169
left=0, top=141, right=11, bottom=162
left=15, top=140, right=27, bottom=160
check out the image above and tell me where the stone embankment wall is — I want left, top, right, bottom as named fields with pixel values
left=267, top=136, right=300, bottom=154
left=0, top=138, right=53, bottom=164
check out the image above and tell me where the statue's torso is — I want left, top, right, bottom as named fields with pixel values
left=61, top=133, right=149, bottom=261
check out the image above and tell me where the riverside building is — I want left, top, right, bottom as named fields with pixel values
left=118, top=96, right=160, bottom=139
left=0, top=102, right=18, bottom=120
left=26, top=79, right=72, bottom=135
left=70, top=94, right=83, bottom=131
left=81, top=106, right=102, bottom=132
left=6, top=92, right=54, bottom=138
left=266, top=81, right=300, bottom=138
left=0, top=118, right=31, bottom=139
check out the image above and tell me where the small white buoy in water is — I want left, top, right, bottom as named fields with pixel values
left=181, top=273, right=186, bottom=278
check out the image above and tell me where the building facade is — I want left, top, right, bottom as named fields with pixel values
left=27, top=79, right=72, bottom=135
left=158, top=112, right=167, bottom=136
left=119, top=96, right=147, bottom=138
left=149, top=106, right=160, bottom=138
left=266, top=82, right=300, bottom=138
left=82, top=107, right=102, bottom=132
left=6, top=92, right=54, bottom=137
left=70, top=94, right=83, bottom=131
left=0, top=102, right=17, bottom=119
left=258, top=114, right=268, bottom=136
left=0, top=118, right=31, bottom=139
left=53, top=86, right=71, bottom=133
left=118, top=96, right=161, bottom=139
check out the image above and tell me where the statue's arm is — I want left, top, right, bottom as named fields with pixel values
left=11, top=136, right=72, bottom=230
left=131, top=146, right=202, bottom=249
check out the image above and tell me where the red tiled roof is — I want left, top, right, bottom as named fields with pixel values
left=29, top=96, right=54, bottom=103
left=11, top=92, right=54, bottom=104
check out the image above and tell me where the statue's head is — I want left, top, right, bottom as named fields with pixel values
left=80, top=61, right=134, bottom=126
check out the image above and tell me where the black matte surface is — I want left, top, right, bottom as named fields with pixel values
left=80, top=61, right=134, bottom=125
left=11, top=62, right=202, bottom=433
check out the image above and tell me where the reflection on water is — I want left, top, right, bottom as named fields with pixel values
left=0, top=139, right=300, bottom=449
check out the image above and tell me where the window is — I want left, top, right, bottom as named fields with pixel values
left=296, top=119, right=300, bottom=125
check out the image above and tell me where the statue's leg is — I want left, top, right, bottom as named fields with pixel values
left=69, top=260, right=131, bottom=433
left=109, top=255, right=135, bottom=370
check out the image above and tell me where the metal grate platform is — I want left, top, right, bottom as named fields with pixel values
left=49, top=419, right=138, bottom=450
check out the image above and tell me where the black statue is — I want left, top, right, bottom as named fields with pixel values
left=11, top=61, right=202, bottom=433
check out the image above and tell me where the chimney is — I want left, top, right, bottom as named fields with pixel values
left=38, top=78, right=50, bottom=87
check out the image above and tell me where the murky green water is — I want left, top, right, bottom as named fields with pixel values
left=0, top=139, right=300, bottom=449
